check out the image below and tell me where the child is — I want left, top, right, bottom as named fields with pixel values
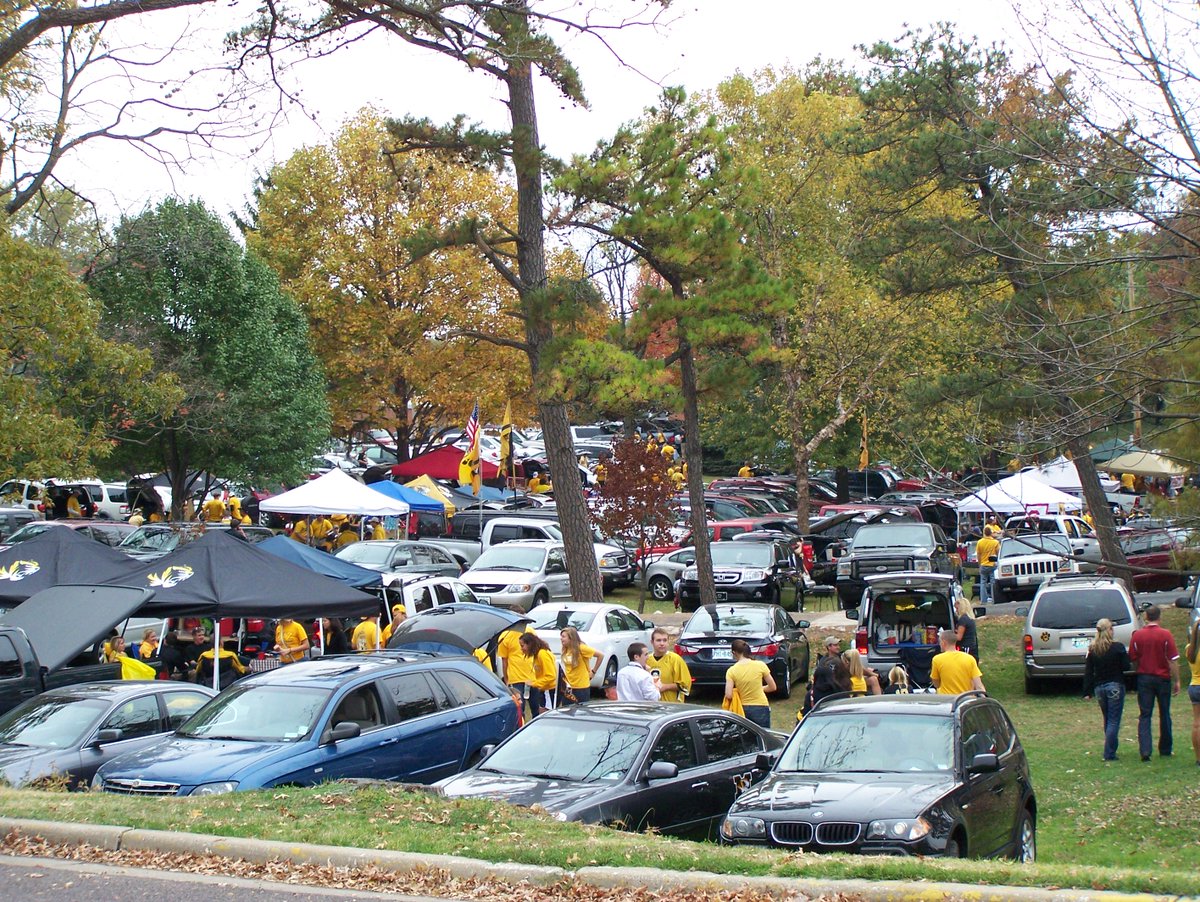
left=883, top=665, right=910, bottom=695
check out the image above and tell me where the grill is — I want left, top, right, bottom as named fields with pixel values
left=101, top=778, right=181, bottom=796
left=607, top=554, right=629, bottom=568
left=815, top=822, right=862, bottom=845
left=713, top=571, right=741, bottom=584
left=1011, top=560, right=1056, bottom=577
left=469, top=583, right=506, bottom=593
left=852, top=558, right=910, bottom=578
left=770, top=821, right=814, bottom=845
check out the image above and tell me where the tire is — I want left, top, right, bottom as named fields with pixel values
left=943, top=836, right=964, bottom=859
left=649, top=576, right=673, bottom=601
left=1024, top=673, right=1042, bottom=695
left=774, top=661, right=792, bottom=699
left=533, top=589, right=549, bottom=608
left=604, top=656, right=618, bottom=686
left=992, top=584, right=1007, bottom=606
left=1012, top=809, right=1036, bottom=863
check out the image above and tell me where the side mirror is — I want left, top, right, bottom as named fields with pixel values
left=755, top=751, right=779, bottom=771
left=92, top=729, right=123, bottom=746
left=643, top=620, right=655, bottom=628
left=685, top=559, right=695, bottom=567
left=845, top=608, right=860, bottom=621
left=646, top=760, right=679, bottom=781
left=830, top=546, right=842, bottom=559
left=967, top=753, right=1000, bottom=774
left=547, top=562, right=565, bottom=574
left=1175, top=595, right=1195, bottom=609
left=329, top=721, right=361, bottom=743
left=478, top=744, right=496, bottom=761
left=1137, top=601, right=1153, bottom=613
left=795, top=619, right=810, bottom=629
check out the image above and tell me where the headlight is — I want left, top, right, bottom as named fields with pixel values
left=554, top=811, right=569, bottom=822
left=90, top=773, right=104, bottom=791
left=599, top=556, right=615, bottom=567
left=866, top=816, right=932, bottom=841
left=682, top=568, right=698, bottom=580
left=190, top=781, right=239, bottom=796
left=836, top=562, right=851, bottom=577
left=999, top=564, right=1013, bottom=576
left=913, top=560, right=932, bottom=572
left=721, top=816, right=766, bottom=840
left=742, top=569, right=765, bottom=581
left=1057, top=558, right=1071, bottom=571
left=504, top=583, right=533, bottom=593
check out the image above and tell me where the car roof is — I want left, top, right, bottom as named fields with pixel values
left=534, top=601, right=622, bottom=612
left=537, top=700, right=718, bottom=725
left=480, top=539, right=560, bottom=548
left=42, top=680, right=212, bottom=699
left=864, top=572, right=955, bottom=586
left=240, top=653, right=451, bottom=688
left=811, top=693, right=983, bottom=717
left=1040, top=574, right=1128, bottom=591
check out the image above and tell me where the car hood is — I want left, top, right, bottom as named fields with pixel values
left=98, top=735, right=296, bottom=786
left=438, top=769, right=608, bottom=815
left=731, top=772, right=954, bottom=821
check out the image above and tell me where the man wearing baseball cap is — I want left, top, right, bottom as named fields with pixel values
left=806, top=636, right=852, bottom=714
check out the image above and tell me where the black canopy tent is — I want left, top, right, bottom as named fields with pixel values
left=0, top=527, right=142, bottom=605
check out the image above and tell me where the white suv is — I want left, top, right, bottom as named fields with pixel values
left=993, top=533, right=1081, bottom=605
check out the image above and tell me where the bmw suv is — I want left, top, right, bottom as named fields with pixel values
left=677, top=540, right=799, bottom=612
left=722, top=693, right=1037, bottom=861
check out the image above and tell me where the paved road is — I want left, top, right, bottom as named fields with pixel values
left=0, top=856, right=441, bottom=902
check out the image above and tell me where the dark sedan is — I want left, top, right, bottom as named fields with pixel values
left=722, top=694, right=1037, bottom=861
left=0, top=681, right=213, bottom=789
left=437, top=702, right=786, bottom=838
left=335, top=540, right=462, bottom=578
left=673, top=604, right=810, bottom=699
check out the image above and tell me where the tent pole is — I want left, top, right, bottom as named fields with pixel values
left=212, top=621, right=220, bottom=692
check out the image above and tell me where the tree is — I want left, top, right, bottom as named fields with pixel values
left=0, top=227, right=176, bottom=480
left=88, top=197, right=330, bottom=515
left=556, top=87, right=784, bottom=608
left=588, top=436, right=679, bottom=612
left=248, top=109, right=533, bottom=456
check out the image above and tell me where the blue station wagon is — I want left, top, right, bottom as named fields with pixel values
left=93, top=653, right=521, bottom=796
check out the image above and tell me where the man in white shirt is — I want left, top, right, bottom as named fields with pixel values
left=615, top=642, right=661, bottom=702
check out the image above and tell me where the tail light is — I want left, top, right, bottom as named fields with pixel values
left=1023, top=634, right=1033, bottom=654
left=801, top=542, right=814, bottom=573
left=37, top=502, right=45, bottom=513
left=753, top=643, right=779, bottom=657
left=957, top=544, right=967, bottom=561
left=855, top=629, right=868, bottom=656
left=674, top=643, right=697, bottom=656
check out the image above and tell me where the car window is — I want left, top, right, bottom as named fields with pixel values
left=619, top=611, right=644, bottom=631
left=1030, top=588, right=1132, bottom=628
left=437, top=670, right=494, bottom=708
left=775, top=610, right=791, bottom=633
left=429, top=547, right=455, bottom=565
left=452, top=582, right=477, bottom=604
left=605, top=612, right=624, bottom=633
left=411, top=547, right=436, bottom=564
left=433, top=583, right=456, bottom=605
left=410, top=586, right=436, bottom=613
left=697, top=716, right=761, bottom=762
left=451, top=518, right=482, bottom=540
left=960, top=707, right=998, bottom=761
left=101, top=695, right=162, bottom=740
left=380, top=673, right=438, bottom=722
left=331, top=685, right=385, bottom=731
left=90, top=523, right=130, bottom=547
left=547, top=549, right=566, bottom=571
left=0, top=636, right=22, bottom=679
left=984, top=705, right=1016, bottom=756
left=669, top=550, right=693, bottom=564
left=490, top=525, right=521, bottom=544
left=163, top=690, right=210, bottom=730
left=391, top=547, right=415, bottom=566
left=649, top=721, right=698, bottom=771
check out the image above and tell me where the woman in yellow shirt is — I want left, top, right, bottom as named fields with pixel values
left=138, top=629, right=160, bottom=661
left=274, top=617, right=311, bottom=663
left=842, top=649, right=882, bottom=696
left=519, top=632, right=558, bottom=715
left=559, top=627, right=597, bottom=704
left=1186, top=621, right=1200, bottom=767
left=725, top=640, right=776, bottom=728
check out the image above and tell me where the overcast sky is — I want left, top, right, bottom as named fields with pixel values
left=67, top=1, right=1020, bottom=221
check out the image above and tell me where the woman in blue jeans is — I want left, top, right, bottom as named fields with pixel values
left=1083, top=618, right=1131, bottom=761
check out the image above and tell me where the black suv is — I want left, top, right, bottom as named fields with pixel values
left=722, top=693, right=1037, bottom=861
left=678, top=539, right=799, bottom=612
left=835, top=522, right=959, bottom=609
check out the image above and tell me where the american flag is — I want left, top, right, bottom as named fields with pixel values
left=464, top=402, right=479, bottom=448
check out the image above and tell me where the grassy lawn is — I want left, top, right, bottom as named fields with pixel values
left=0, top=608, right=1197, bottom=893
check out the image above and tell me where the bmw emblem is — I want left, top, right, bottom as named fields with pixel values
left=813, top=811, right=824, bottom=819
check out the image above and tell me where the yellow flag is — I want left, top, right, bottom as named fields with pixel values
left=457, top=402, right=482, bottom=494
left=499, top=401, right=513, bottom=477
left=858, top=409, right=869, bottom=470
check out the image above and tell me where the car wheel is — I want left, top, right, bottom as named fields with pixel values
left=533, top=589, right=549, bottom=608
left=604, top=656, right=618, bottom=686
left=944, top=835, right=964, bottom=858
left=774, top=662, right=792, bottom=699
left=992, top=584, right=1007, bottom=605
left=649, top=575, right=673, bottom=601
left=1024, top=673, right=1042, bottom=695
left=1013, top=809, right=1036, bottom=863
left=798, top=646, right=811, bottom=682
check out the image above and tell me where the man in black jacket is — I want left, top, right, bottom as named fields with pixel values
left=805, top=636, right=851, bottom=714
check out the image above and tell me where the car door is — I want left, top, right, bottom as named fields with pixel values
left=773, top=608, right=804, bottom=674
left=431, top=668, right=512, bottom=762
left=78, top=693, right=167, bottom=786
left=420, top=544, right=462, bottom=577
left=277, top=682, right=393, bottom=785
left=546, top=548, right=571, bottom=600
left=623, top=719, right=707, bottom=833
left=982, top=704, right=1023, bottom=853
left=378, top=671, right=468, bottom=782
left=693, top=715, right=769, bottom=828
left=602, top=609, right=634, bottom=663
left=956, top=706, right=1006, bottom=857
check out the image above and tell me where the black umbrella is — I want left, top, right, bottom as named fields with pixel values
left=386, top=602, right=530, bottom=651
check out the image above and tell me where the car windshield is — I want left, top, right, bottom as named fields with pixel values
left=337, top=543, right=403, bottom=565
left=532, top=609, right=598, bottom=631
left=685, top=606, right=772, bottom=633
left=478, top=718, right=646, bottom=782
left=1031, top=588, right=1133, bottom=628
left=709, top=544, right=772, bottom=567
left=0, top=696, right=108, bottom=748
left=473, top=546, right=547, bottom=571
left=4, top=523, right=56, bottom=544
left=779, top=712, right=953, bottom=773
left=851, top=525, right=933, bottom=549
left=119, top=527, right=182, bottom=553
left=999, top=535, right=1071, bottom=558
left=176, top=685, right=331, bottom=742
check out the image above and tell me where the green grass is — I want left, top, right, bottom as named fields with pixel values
left=1, top=610, right=1198, bottom=894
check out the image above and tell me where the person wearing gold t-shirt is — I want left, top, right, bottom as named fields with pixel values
left=648, top=628, right=692, bottom=702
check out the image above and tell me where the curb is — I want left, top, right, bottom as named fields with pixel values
left=0, top=817, right=1192, bottom=902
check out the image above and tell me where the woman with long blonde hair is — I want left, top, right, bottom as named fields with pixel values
left=842, top=649, right=882, bottom=696
left=1083, top=618, right=1130, bottom=762
left=1185, top=621, right=1200, bottom=766
left=558, top=626, right=597, bottom=704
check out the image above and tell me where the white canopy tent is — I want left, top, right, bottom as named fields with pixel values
left=259, top=468, right=410, bottom=517
left=956, top=471, right=1082, bottom=515
left=1097, top=451, right=1189, bottom=479
left=1026, top=456, right=1119, bottom=494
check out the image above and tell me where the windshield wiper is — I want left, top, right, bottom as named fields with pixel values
left=190, top=734, right=251, bottom=742
left=525, top=771, right=577, bottom=781
left=481, top=565, right=529, bottom=571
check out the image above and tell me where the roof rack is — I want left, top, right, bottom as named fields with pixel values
left=1045, top=572, right=1120, bottom=584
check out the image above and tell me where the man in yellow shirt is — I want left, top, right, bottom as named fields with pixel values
left=274, top=616, right=311, bottom=664
left=370, top=519, right=387, bottom=541
left=291, top=518, right=310, bottom=544
left=647, top=628, right=692, bottom=702
left=379, top=604, right=407, bottom=647
left=310, top=515, right=334, bottom=550
left=351, top=615, right=381, bottom=652
left=975, top=525, right=1000, bottom=606
left=738, top=461, right=752, bottom=478
left=201, top=492, right=226, bottom=523
left=931, top=629, right=985, bottom=695
left=334, top=522, right=358, bottom=550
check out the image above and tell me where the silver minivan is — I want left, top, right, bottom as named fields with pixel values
left=462, top=539, right=572, bottom=612
left=1019, top=574, right=1145, bottom=694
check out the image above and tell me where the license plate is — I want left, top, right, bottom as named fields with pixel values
left=476, top=594, right=491, bottom=605
left=1072, top=637, right=1089, bottom=648
left=715, top=591, right=728, bottom=601
left=1017, top=575, right=1035, bottom=585
left=710, top=648, right=733, bottom=660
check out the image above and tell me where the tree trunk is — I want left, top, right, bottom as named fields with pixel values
left=794, top=446, right=812, bottom=532
left=1068, top=438, right=1132, bottom=590
left=505, top=39, right=602, bottom=601
left=678, top=337, right=715, bottom=608
left=166, top=429, right=187, bottom=521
